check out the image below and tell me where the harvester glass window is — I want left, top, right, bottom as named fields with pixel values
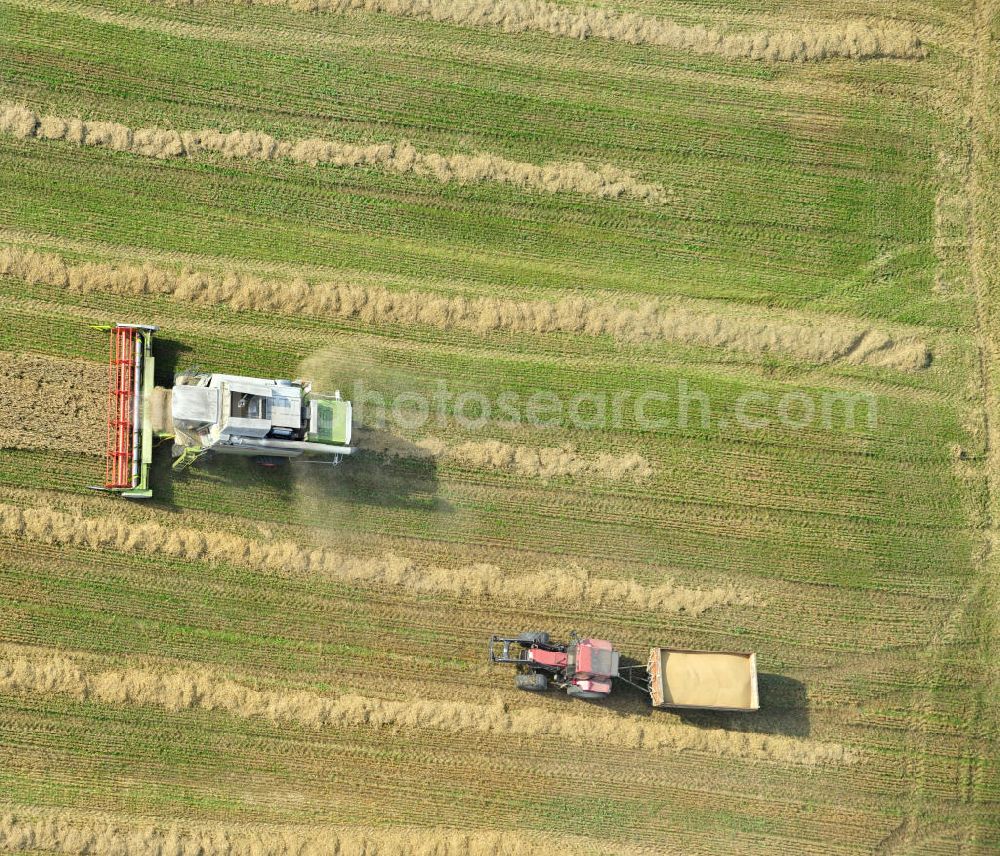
left=231, top=392, right=270, bottom=420
left=317, top=404, right=332, bottom=436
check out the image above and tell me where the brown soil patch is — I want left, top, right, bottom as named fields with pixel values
left=0, top=352, right=105, bottom=455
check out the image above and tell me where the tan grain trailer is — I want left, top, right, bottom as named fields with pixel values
left=647, top=648, right=759, bottom=711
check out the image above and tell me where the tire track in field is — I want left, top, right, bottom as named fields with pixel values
left=162, top=0, right=924, bottom=62
left=878, top=1, right=1000, bottom=849
left=0, top=103, right=666, bottom=203
left=0, top=246, right=932, bottom=370
left=0, top=807, right=620, bottom=856
left=0, top=352, right=106, bottom=455
left=0, top=503, right=754, bottom=615
left=0, top=650, right=856, bottom=765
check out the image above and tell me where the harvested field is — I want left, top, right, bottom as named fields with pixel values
left=0, top=0, right=996, bottom=852
left=0, top=649, right=852, bottom=763
left=0, top=103, right=667, bottom=201
left=164, top=0, right=925, bottom=62
left=0, top=246, right=932, bottom=369
left=0, top=808, right=620, bottom=856
left=0, top=502, right=750, bottom=614
left=0, top=352, right=105, bottom=454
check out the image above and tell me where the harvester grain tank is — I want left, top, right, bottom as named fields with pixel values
left=489, top=632, right=759, bottom=712
left=91, top=323, right=354, bottom=498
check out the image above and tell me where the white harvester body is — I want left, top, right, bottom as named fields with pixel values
left=170, top=373, right=353, bottom=465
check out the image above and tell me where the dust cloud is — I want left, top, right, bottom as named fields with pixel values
left=0, top=503, right=752, bottom=615
left=0, top=102, right=666, bottom=202
left=0, top=651, right=856, bottom=765
left=0, top=246, right=931, bottom=370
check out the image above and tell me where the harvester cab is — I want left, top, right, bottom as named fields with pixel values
left=488, top=633, right=621, bottom=699
left=90, top=323, right=355, bottom=499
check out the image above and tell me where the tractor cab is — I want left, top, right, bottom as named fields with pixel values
left=566, top=637, right=619, bottom=698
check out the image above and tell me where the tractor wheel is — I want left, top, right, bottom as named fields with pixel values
left=566, top=686, right=604, bottom=700
left=516, top=632, right=551, bottom=646
left=515, top=673, right=548, bottom=692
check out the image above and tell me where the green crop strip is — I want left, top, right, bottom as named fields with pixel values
left=0, top=0, right=994, bottom=849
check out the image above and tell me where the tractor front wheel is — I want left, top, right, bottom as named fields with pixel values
left=566, top=686, right=605, bottom=700
left=516, top=632, right=551, bottom=646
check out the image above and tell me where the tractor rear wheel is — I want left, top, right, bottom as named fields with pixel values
left=516, top=632, right=551, bottom=646
left=515, top=673, right=548, bottom=692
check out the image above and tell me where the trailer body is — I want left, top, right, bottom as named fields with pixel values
left=647, top=647, right=759, bottom=711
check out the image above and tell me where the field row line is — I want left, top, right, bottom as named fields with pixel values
left=0, top=245, right=932, bottom=371
left=0, top=502, right=755, bottom=616
left=7, top=0, right=927, bottom=110
left=0, top=492, right=939, bottom=640
left=0, top=531, right=947, bottom=686
left=161, top=0, right=925, bottom=62
left=350, top=426, right=652, bottom=481
left=0, top=102, right=666, bottom=203
left=0, top=804, right=621, bottom=856
left=0, top=647, right=857, bottom=766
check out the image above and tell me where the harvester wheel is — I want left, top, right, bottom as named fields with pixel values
left=255, top=456, right=288, bottom=468
left=516, top=632, right=551, bottom=646
left=515, top=673, right=548, bottom=692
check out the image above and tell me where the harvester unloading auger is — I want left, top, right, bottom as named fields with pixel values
left=91, top=324, right=354, bottom=498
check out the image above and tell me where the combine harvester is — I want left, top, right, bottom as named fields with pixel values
left=92, top=323, right=353, bottom=498
left=489, top=632, right=759, bottom=711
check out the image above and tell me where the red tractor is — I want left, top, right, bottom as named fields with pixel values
left=488, top=632, right=621, bottom=699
